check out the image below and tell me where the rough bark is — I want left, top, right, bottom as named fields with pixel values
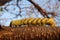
left=0, top=26, right=60, bottom=40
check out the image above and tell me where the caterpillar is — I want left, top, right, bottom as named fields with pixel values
left=10, top=18, right=56, bottom=27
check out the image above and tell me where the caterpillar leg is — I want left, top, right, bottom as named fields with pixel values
left=16, top=25, right=19, bottom=27
left=24, top=25, right=28, bottom=27
left=41, top=21, right=46, bottom=26
left=11, top=25, right=16, bottom=28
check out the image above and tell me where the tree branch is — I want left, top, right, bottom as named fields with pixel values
left=27, top=0, right=49, bottom=18
left=0, top=0, right=11, bottom=6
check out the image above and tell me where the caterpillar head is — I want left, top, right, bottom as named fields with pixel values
left=46, top=18, right=56, bottom=26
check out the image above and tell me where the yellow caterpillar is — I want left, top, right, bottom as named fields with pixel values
left=10, top=18, right=56, bottom=27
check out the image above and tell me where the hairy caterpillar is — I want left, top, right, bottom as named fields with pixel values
left=10, top=18, right=56, bottom=27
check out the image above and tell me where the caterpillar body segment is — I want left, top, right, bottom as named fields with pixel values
left=10, top=20, right=22, bottom=27
left=10, top=18, right=56, bottom=27
left=32, top=18, right=39, bottom=25
left=21, top=18, right=26, bottom=25
left=22, top=18, right=33, bottom=25
left=23, top=18, right=35, bottom=26
left=41, top=18, right=48, bottom=26
left=28, top=18, right=35, bottom=25
left=37, top=18, right=42, bottom=26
